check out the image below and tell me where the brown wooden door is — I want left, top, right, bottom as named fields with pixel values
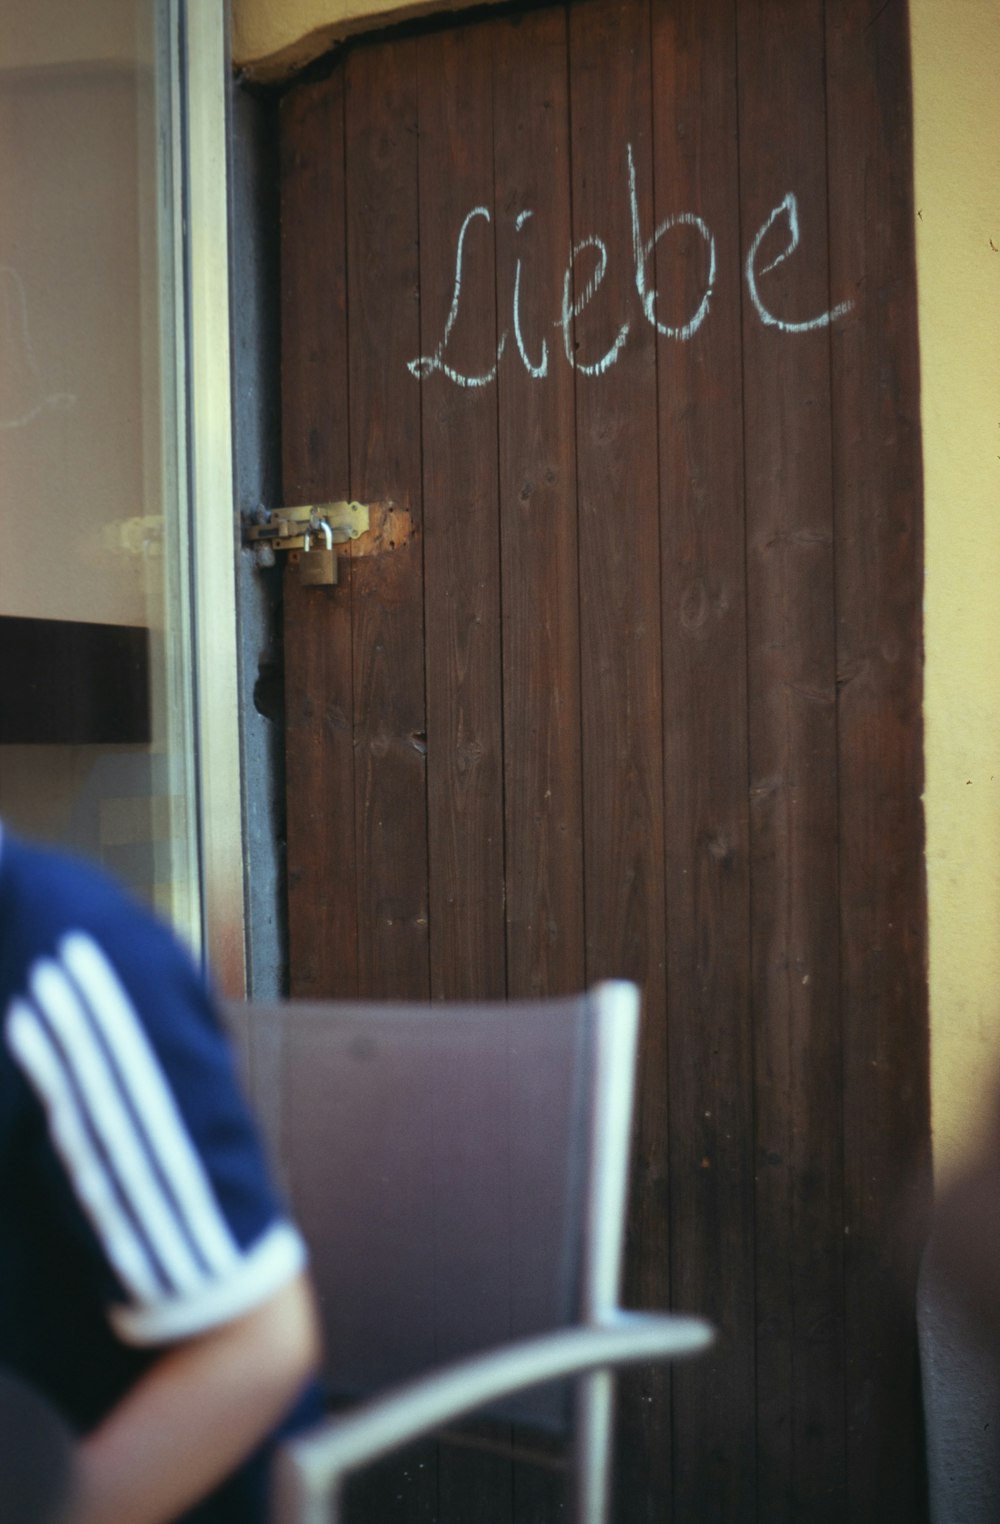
left=277, top=1, right=929, bottom=1519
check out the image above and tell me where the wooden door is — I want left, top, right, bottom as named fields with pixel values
left=278, top=1, right=929, bottom=1518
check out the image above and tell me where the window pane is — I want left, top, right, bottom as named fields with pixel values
left=0, top=0, right=200, bottom=949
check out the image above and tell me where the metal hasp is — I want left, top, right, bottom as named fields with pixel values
left=243, top=501, right=370, bottom=557
left=243, top=501, right=369, bottom=587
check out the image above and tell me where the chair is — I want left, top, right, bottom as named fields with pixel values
left=0, top=1369, right=78, bottom=1523
left=226, top=981, right=714, bottom=1524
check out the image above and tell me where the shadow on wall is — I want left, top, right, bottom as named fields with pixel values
left=921, top=1085, right=1000, bottom=1524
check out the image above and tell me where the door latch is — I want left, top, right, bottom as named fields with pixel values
left=243, top=501, right=370, bottom=587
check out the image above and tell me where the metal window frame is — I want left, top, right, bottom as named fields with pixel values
left=168, top=0, right=247, bottom=993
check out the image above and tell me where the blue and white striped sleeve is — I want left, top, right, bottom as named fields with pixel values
left=6, top=927, right=307, bottom=1347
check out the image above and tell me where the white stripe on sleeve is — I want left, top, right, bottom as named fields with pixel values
left=111, top=1221, right=308, bottom=1345
left=58, top=933, right=242, bottom=1280
left=6, top=999, right=164, bottom=1303
left=30, top=958, right=207, bottom=1294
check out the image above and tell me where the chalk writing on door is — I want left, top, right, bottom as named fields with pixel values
left=407, top=142, right=853, bottom=387
left=744, top=194, right=853, bottom=333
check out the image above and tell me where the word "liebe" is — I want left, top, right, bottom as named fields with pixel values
left=408, top=143, right=853, bottom=389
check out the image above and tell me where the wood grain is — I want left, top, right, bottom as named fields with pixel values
left=416, top=22, right=506, bottom=1001
left=738, top=1, right=846, bottom=1517
left=280, top=76, right=359, bottom=999
left=565, top=2, right=669, bottom=1517
left=826, top=0, right=931, bottom=1517
left=652, top=1, right=756, bottom=1517
left=493, top=4, right=586, bottom=1000
left=345, top=38, right=431, bottom=1002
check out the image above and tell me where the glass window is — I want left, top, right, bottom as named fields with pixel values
left=0, top=0, right=201, bottom=951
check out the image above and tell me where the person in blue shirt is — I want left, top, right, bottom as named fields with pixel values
left=0, top=821, right=321, bottom=1522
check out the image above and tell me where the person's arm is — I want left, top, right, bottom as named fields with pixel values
left=72, top=1272, right=321, bottom=1524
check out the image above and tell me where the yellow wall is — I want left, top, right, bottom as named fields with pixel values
left=232, top=0, right=1000, bottom=1176
left=910, top=0, right=1000, bottom=1177
left=231, top=0, right=489, bottom=79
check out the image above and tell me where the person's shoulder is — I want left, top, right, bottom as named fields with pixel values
left=0, top=829, right=199, bottom=1016
left=2, top=830, right=147, bottom=950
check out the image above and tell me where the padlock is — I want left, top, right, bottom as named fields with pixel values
left=299, top=521, right=337, bottom=587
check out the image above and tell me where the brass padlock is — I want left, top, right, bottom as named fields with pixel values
left=299, top=522, right=337, bottom=587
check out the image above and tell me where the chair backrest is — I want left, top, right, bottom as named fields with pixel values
left=225, top=983, right=639, bottom=1430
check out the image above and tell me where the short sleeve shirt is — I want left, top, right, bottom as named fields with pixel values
left=0, top=825, right=314, bottom=1520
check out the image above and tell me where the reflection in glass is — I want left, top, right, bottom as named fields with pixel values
left=0, top=0, right=200, bottom=949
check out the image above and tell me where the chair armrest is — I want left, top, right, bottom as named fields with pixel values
left=273, top=1311, right=714, bottom=1520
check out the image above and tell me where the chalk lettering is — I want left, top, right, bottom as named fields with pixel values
left=745, top=193, right=853, bottom=333
left=627, top=143, right=715, bottom=340
left=408, top=153, right=856, bottom=386
left=407, top=206, right=507, bottom=387
left=561, top=236, right=630, bottom=376
left=513, top=210, right=548, bottom=378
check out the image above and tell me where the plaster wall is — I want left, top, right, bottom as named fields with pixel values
left=231, top=0, right=1000, bottom=1181
left=910, top=0, right=1000, bottom=1183
left=231, top=0, right=504, bottom=80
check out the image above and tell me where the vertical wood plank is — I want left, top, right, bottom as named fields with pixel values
left=493, top=5, right=586, bottom=1000
left=737, top=0, right=846, bottom=1518
left=826, top=1, right=931, bottom=1518
left=280, top=77, right=359, bottom=999
left=414, top=20, right=511, bottom=1524
left=651, top=1, right=756, bottom=1517
left=345, top=38, right=431, bottom=1002
left=566, top=2, right=668, bottom=1518
left=416, top=24, right=507, bottom=1002
left=493, top=21, right=581, bottom=1522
